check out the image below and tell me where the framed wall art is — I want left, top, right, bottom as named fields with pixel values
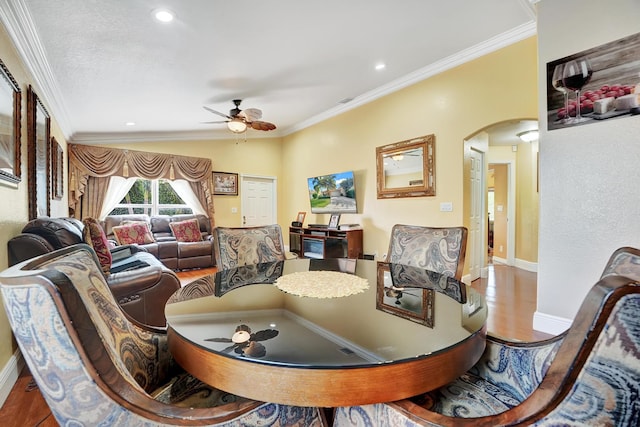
left=376, top=262, right=434, bottom=327
left=27, top=85, right=50, bottom=219
left=51, top=137, right=63, bottom=199
left=547, top=31, right=640, bottom=130
left=0, top=57, right=21, bottom=185
left=213, top=171, right=238, bottom=196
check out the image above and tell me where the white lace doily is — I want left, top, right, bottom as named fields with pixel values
left=274, top=271, right=369, bottom=298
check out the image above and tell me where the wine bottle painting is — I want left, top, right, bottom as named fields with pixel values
left=546, top=32, right=640, bottom=131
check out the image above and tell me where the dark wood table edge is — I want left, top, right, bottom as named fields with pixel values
left=168, top=325, right=487, bottom=407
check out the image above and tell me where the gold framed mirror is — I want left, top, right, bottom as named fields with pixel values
left=376, top=134, right=435, bottom=199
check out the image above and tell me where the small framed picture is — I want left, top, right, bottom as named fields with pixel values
left=213, top=171, right=238, bottom=196
left=328, top=213, right=341, bottom=229
left=296, top=211, right=306, bottom=224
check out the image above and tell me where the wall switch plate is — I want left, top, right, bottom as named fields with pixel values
left=231, top=207, right=238, bottom=213
left=440, top=202, right=453, bottom=212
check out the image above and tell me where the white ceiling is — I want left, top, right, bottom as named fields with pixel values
left=0, top=0, right=537, bottom=144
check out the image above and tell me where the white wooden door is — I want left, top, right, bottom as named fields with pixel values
left=469, top=148, right=484, bottom=281
left=241, top=175, right=276, bottom=226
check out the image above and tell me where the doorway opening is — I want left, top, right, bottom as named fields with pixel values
left=463, top=119, right=539, bottom=283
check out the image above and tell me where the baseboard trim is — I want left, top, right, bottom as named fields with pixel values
left=0, top=349, right=24, bottom=408
left=514, top=258, right=538, bottom=272
left=533, top=311, right=572, bottom=335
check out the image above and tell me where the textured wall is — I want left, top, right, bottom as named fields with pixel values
left=536, top=0, right=640, bottom=329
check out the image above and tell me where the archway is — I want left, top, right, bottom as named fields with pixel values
left=462, top=119, right=539, bottom=283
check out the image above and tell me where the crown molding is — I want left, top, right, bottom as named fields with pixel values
left=285, top=21, right=537, bottom=136
left=1, top=1, right=535, bottom=145
left=70, top=129, right=283, bottom=145
left=0, top=0, right=73, bottom=140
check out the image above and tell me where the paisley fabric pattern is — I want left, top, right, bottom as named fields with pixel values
left=0, top=246, right=325, bottom=426
left=82, top=216, right=112, bottom=275
left=534, top=294, right=640, bottom=427
left=36, top=248, right=171, bottom=393
left=333, top=293, right=640, bottom=427
left=213, top=225, right=286, bottom=270
left=390, top=263, right=466, bottom=303
left=601, top=248, right=640, bottom=280
left=386, top=225, right=467, bottom=279
left=112, top=222, right=155, bottom=245
left=169, top=218, right=203, bottom=242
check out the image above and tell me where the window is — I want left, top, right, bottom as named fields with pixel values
left=109, top=179, right=193, bottom=216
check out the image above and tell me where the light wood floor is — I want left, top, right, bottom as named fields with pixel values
left=0, top=263, right=551, bottom=426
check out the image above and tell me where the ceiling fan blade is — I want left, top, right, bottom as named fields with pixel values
left=201, top=120, right=229, bottom=124
left=239, top=108, right=262, bottom=122
left=203, top=106, right=231, bottom=119
left=250, top=121, right=276, bottom=131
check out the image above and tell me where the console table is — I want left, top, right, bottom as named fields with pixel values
left=289, top=226, right=363, bottom=259
left=165, top=259, right=487, bottom=407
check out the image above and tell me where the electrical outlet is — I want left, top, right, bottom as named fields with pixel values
left=440, top=202, right=453, bottom=212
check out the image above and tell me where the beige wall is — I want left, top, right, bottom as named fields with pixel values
left=102, top=137, right=282, bottom=227
left=0, top=24, right=68, bottom=380
left=281, top=38, right=538, bottom=259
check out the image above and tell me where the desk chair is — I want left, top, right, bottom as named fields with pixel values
left=0, top=245, right=326, bottom=426
left=386, top=224, right=468, bottom=280
left=334, top=247, right=640, bottom=426
left=212, top=224, right=287, bottom=270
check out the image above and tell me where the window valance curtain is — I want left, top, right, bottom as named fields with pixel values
left=68, top=144, right=215, bottom=219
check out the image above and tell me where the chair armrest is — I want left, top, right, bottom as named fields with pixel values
left=468, top=333, right=566, bottom=401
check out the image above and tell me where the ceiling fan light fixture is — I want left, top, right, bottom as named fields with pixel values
left=227, top=119, right=247, bottom=133
left=517, top=129, right=539, bottom=142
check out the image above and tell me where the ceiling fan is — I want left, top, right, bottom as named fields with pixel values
left=203, top=99, right=276, bottom=133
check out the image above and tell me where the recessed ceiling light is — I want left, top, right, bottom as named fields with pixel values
left=153, top=9, right=174, bottom=23
left=375, top=63, right=386, bottom=71
left=125, top=122, right=136, bottom=126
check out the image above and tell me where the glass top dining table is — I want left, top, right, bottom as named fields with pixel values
left=165, top=258, right=487, bottom=407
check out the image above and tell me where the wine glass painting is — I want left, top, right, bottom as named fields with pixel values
left=546, top=32, right=640, bottom=131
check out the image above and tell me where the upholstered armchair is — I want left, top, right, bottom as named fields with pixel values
left=212, top=224, right=288, bottom=270
left=334, top=247, right=640, bottom=426
left=6, top=217, right=180, bottom=327
left=0, top=245, right=326, bottom=426
left=386, top=224, right=468, bottom=280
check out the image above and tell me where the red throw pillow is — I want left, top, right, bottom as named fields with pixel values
left=112, top=222, right=155, bottom=245
left=82, top=217, right=112, bottom=275
left=169, top=218, right=202, bottom=242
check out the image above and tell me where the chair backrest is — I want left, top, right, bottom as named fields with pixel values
left=0, top=245, right=325, bottom=426
left=345, top=247, right=640, bottom=427
left=386, top=224, right=468, bottom=280
left=601, top=246, right=640, bottom=281
left=212, top=224, right=286, bottom=270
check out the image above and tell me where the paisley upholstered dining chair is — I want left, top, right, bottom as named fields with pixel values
left=212, top=224, right=289, bottom=270
left=0, top=244, right=326, bottom=426
left=386, top=224, right=468, bottom=280
left=334, top=247, right=640, bottom=426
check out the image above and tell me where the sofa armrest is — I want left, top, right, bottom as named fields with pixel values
left=108, top=266, right=165, bottom=295
left=107, top=263, right=181, bottom=327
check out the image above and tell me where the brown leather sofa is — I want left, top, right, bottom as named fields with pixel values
left=7, top=217, right=180, bottom=327
left=101, top=214, right=216, bottom=270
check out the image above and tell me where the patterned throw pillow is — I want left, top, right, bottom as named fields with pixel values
left=169, top=219, right=202, bottom=242
left=112, top=222, right=155, bottom=245
left=82, top=217, right=112, bottom=275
